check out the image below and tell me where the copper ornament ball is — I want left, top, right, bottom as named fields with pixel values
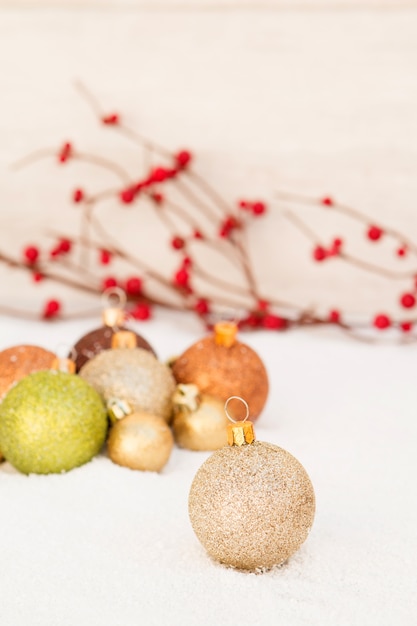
left=72, top=326, right=156, bottom=372
left=172, top=323, right=269, bottom=420
left=189, top=440, right=315, bottom=571
left=0, top=345, right=56, bottom=400
left=107, top=411, right=173, bottom=472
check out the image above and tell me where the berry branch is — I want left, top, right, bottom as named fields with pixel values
left=1, top=84, right=417, bottom=341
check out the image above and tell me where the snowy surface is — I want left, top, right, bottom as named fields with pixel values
left=0, top=310, right=416, bottom=626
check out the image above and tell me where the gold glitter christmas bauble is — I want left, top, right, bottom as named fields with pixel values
left=0, top=370, right=107, bottom=474
left=107, top=411, right=173, bottom=472
left=0, top=345, right=55, bottom=400
left=189, top=436, right=315, bottom=571
left=172, top=322, right=269, bottom=420
left=172, top=384, right=228, bottom=451
left=72, top=326, right=156, bottom=372
left=79, top=348, right=176, bottom=422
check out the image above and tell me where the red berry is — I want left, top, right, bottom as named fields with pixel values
left=100, top=249, right=112, bottom=265
left=43, top=299, right=61, bottom=319
left=257, top=299, right=269, bottom=312
left=102, top=277, right=118, bottom=291
left=373, top=314, right=391, bottom=330
left=151, top=192, right=164, bottom=204
left=397, top=246, right=407, bottom=257
left=102, top=113, right=119, bottom=125
left=164, top=168, right=178, bottom=180
left=24, top=245, right=39, bottom=264
left=33, top=272, right=44, bottom=283
left=262, top=314, right=287, bottom=330
left=58, top=239, right=71, bottom=254
left=131, top=303, right=151, bottom=321
left=328, top=238, right=343, bottom=256
left=400, top=293, right=416, bottom=309
left=321, top=197, right=333, bottom=206
left=150, top=167, right=168, bottom=183
left=58, top=142, right=72, bottom=163
left=175, top=150, right=192, bottom=168
left=120, top=188, right=135, bottom=204
left=174, top=268, right=189, bottom=287
left=182, top=256, right=192, bottom=268
left=49, top=246, right=61, bottom=259
left=252, top=201, right=266, bottom=216
left=400, top=321, right=413, bottom=333
left=193, top=229, right=204, bottom=240
left=194, top=298, right=210, bottom=315
left=171, top=236, right=185, bottom=250
left=367, top=225, right=383, bottom=241
left=242, top=314, right=261, bottom=328
left=328, top=309, right=341, bottom=323
left=238, top=200, right=249, bottom=210
left=125, top=276, right=142, bottom=296
left=73, top=188, right=84, bottom=203
left=313, top=245, right=327, bottom=262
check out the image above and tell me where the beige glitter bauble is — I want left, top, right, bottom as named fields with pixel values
left=172, top=385, right=228, bottom=451
left=79, top=348, right=175, bottom=422
left=107, top=412, right=173, bottom=472
left=189, top=439, right=315, bottom=571
left=172, top=322, right=268, bottom=420
left=0, top=345, right=55, bottom=400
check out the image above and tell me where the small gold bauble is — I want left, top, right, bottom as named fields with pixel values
left=79, top=348, right=175, bottom=422
left=0, top=345, right=55, bottom=400
left=107, top=411, right=173, bottom=472
left=189, top=440, right=315, bottom=571
left=172, top=322, right=269, bottom=420
left=172, top=385, right=228, bottom=451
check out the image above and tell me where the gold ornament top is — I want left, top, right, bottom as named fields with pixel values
left=102, top=307, right=125, bottom=328
left=172, top=384, right=201, bottom=413
left=227, top=420, right=255, bottom=446
left=111, top=330, right=137, bottom=349
left=107, top=397, right=132, bottom=423
left=51, top=357, right=76, bottom=374
left=214, top=321, right=238, bottom=347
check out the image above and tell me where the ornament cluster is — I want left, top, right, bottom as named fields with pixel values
left=0, top=297, right=315, bottom=572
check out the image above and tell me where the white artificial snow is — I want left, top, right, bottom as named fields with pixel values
left=0, top=311, right=416, bottom=626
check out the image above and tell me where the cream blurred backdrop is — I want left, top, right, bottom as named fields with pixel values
left=1, top=0, right=417, bottom=318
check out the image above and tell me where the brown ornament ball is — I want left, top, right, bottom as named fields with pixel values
left=79, top=348, right=175, bottom=422
left=107, top=411, right=173, bottom=472
left=0, top=345, right=55, bottom=400
left=172, top=325, right=269, bottom=420
left=72, top=326, right=156, bottom=371
left=188, top=441, right=315, bottom=571
left=172, top=386, right=228, bottom=451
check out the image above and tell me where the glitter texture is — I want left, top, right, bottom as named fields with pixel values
left=188, top=441, right=315, bottom=571
left=0, top=371, right=107, bottom=474
left=107, top=411, right=173, bottom=472
left=172, top=394, right=229, bottom=451
left=72, top=326, right=156, bottom=371
left=0, top=344, right=55, bottom=399
left=79, top=348, right=175, bottom=422
left=172, top=337, right=269, bottom=420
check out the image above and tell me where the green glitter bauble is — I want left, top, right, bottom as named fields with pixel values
left=0, top=371, right=108, bottom=474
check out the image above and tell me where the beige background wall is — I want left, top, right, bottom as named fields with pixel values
left=1, top=1, right=417, bottom=317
